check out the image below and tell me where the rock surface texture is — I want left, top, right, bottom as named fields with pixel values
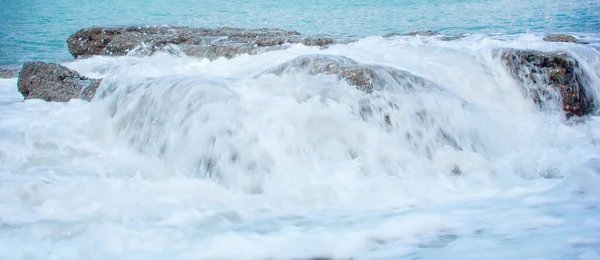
left=261, top=54, right=440, bottom=93
left=498, top=49, right=595, bottom=117
left=543, top=34, right=578, bottom=43
left=17, top=61, right=101, bottom=102
left=67, top=26, right=355, bottom=60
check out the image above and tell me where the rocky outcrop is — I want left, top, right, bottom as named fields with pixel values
left=0, top=65, right=21, bottom=78
left=17, top=61, right=101, bottom=102
left=260, top=54, right=440, bottom=93
left=497, top=49, right=595, bottom=117
left=543, top=34, right=577, bottom=43
left=67, top=26, right=355, bottom=60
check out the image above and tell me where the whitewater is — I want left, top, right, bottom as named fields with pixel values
left=1, top=31, right=600, bottom=259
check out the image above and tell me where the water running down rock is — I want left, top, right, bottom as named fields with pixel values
left=496, top=49, right=596, bottom=117
left=260, top=54, right=441, bottom=93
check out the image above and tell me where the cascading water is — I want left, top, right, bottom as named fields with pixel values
left=1, top=35, right=600, bottom=259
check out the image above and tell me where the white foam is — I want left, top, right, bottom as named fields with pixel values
left=2, top=34, right=600, bottom=259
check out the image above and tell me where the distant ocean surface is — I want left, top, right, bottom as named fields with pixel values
left=1, top=0, right=600, bottom=65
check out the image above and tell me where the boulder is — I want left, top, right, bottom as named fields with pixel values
left=17, top=61, right=101, bottom=102
left=260, top=54, right=440, bottom=93
left=543, top=34, right=577, bottom=43
left=497, top=49, right=595, bottom=117
left=67, top=26, right=355, bottom=60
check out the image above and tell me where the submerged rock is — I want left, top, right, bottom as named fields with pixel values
left=383, top=30, right=441, bottom=38
left=440, top=33, right=468, bottom=41
left=262, top=54, right=476, bottom=158
left=17, top=61, right=101, bottom=102
left=497, top=49, right=595, bottom=117
left=543, top=34, right=577, bottom=43
left=0, top=65, right=21, bottom=79
left=67, top=26, right=355, bottom=60
left=261, top=54, right=440, bottom=92
left=404, top=30, right=441, bottom=37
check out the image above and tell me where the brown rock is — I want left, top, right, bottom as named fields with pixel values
left=17, top=61, right=101, bottom=102
left=497, top=49, right=595, bottom=117
left=543, top=34, right=577, bottom=43
left=67, top=26, right=355, bottom=60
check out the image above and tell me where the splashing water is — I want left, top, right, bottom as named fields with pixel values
left=1, top=34, right=600, bottom=259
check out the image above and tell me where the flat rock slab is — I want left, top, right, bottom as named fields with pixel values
left=17, top=61, right=101, bottom=102
left=497, top=48, right=595, bottom=117
left=67, top=26, right=356, bottom=60
left=543, top=34, right=578, bottom=43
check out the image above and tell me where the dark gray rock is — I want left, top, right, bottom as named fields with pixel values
left=543, top=34, right=577, bottom=43
left=67, top=26, right=355, bottom=60
left=497, top=49, right=595, bottom=117
left=17, top=61, right=101, bottom=102
left=0, top=65, right=21, bottom=78
left=260, top=54, right=440, bottom=93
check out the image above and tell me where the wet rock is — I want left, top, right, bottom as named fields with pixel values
left=543, top=34, right=577, bottom=43
left=497, top=49, right=595, bottom=117
left=0, top=65, right=21, bottom=78
left=451, top=165, right=462, bottom=176
left=67, top=26, right=355, bottom=60
left=404, top=30, right=441, bottom=37
left=261, top=54, right=440, bottom=93
left=261, top=54, right=448, bottom=128
left=383, top=30, right=441, bottom=38
left=382, top=32, right=402, bottom=38
left=440, top=33, right=468, bottom=41
left=17, top=61, right=101, bottom=102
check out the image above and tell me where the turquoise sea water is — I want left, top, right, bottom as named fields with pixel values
left=1, top=0, right=600, bottom=65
